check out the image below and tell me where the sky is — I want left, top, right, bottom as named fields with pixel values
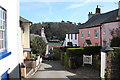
left=20, top=0, right=119, bottom=24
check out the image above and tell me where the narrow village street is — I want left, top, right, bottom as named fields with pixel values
left=28, top=61, right=78, bottom=80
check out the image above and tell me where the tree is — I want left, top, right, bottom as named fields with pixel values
left=31, top=37, right=47, bottom=56
left=110, top=37, right=120, bottom=47
left=110, top=27, right=120, bottom=47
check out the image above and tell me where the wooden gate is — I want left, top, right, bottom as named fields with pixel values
left=83, top=55, right=92, bottom=66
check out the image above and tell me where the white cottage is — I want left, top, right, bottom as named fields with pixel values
left=20, top=16, right=32, bottom=59
left=63, top=28, right=79, bottom=47
left=0, top=0, right=21, bottom=79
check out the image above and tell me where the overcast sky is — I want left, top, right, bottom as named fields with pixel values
left=20, top=0, right=119, bottom=24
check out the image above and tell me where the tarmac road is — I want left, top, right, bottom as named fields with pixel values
left=29, top=60, right=78, bottom=80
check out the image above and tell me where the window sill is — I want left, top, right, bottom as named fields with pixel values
left=0, top=50, right=11, bottom=60
left=95, top=37, right=98, bottom=38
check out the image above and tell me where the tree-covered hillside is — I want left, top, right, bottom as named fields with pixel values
left=30, top=21, right=78, bottom=41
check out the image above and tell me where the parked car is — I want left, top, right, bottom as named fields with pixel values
left=44, top=54, right=54, bottom=61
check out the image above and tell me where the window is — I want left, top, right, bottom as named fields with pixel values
left=68, top=34, right=69, bottom=39
left=95, top=30, right=98, bottom=38
left=0, top=8, right=6, bottom=52
left=71, top=34, right=73, bottom=39
left=81, top=32, right=83, bottom=38
left=75, top=34, right=77, bottom=40
left=103, top=25, right=106, bottom=34
left=88, top=31, right=90, bottom=38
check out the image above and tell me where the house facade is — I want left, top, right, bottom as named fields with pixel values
left=102, top=21, right=120, bottom=47
left=78, top=5, right=120, bottom=48
left=65, top=28, right=79, bottom=47
left=78, top=26, right=101, bottom=47
left=20, top=16, right=32, bottom=59
left=0, top=0, right=21, bottom=79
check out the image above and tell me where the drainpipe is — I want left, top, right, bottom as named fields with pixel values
left=100, top=25, right=102, bottom=47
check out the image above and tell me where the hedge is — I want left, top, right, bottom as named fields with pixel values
left=83, top=46, right=101, bottom=55
left=63, top=48, right=84, bottom=68
left=62, top=46, right=101, bottom=69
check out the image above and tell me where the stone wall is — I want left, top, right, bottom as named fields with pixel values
left=106, top=49, right=120, bottom=79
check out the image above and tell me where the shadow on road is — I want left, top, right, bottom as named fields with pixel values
left=38, top=60, right=66, bottom=71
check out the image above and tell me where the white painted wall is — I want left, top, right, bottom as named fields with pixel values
left=65, top=34, right=79, bottom=46
left=23, top=23, right=31, bottom=48
left=101, top=52, right=106, bottom=78
left=0, top=0, right=20, bottom=76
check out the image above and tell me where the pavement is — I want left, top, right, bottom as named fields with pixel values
left=27, top=60, right=99, bottom=80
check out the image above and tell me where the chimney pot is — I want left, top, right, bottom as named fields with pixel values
left=97, top=5, right=98, bottom=8
left=96, top=5, right=101, bottom=14
left=89, top=12, right=90, bottom=14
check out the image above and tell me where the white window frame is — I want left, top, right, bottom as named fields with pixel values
left=88, top=31, right=90, bottom=38
left=81, top=32, right=83, bottom=38
left=95, top=30, right=98, bottom=38
left=103, top=25, right=106, bottom=34
left=0, top=8, right=6, bottom=52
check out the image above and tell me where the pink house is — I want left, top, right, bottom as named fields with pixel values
left=78, top=26, right=101, bottom=47
left=102, top=21, right=120, bottom=47
left=78, top=5, right=120, bottom=47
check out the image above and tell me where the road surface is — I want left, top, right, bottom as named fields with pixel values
left=29, top=61, right=78, bottom=80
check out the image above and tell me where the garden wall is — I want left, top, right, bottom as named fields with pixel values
left=106, top=48, right=120, bottom=79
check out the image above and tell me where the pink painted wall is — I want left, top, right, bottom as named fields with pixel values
left=102, top=22, right=119, bottom=47
left=78, top=26, right=101, bottom=47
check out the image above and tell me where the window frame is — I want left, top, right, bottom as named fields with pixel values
left=88, top=31, right=90, bottom=38
left=81, top=32, right=83, bottom=38
left=75, top=34, right=77, bottom=40
left=71, top=34, right=73, bottom=39
left=0, top=7, right=6, bottom=52
left=68, top=34, right=69, bottom=39
left=0, top=6, right=11, bottom=60
left=95, top=30, right=98, bottom=38
left=103, top=25, right=106, bottom=34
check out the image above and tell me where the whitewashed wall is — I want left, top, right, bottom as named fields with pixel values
left=65, top=34, right=79, bottom=46
left=101, top=52, right=107, bottom=78
left=0, top=0, right=20, bottom=77
left=23, top=23, right=31, bottom=48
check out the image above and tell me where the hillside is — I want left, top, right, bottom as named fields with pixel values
left=30, top=21, right=78, bottom=41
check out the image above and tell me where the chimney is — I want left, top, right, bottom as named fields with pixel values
left=88, top=11, right=94, bottom=20
left=41, top=26, right=45, bottom=37
left=117, top=1, right=120, bottom=20
left=96, top=5, right=101, bottom=14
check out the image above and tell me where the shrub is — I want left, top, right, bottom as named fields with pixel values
left=64, top=48, right=83, bottom=68
left=110, top=37, right=120, bottom=47
left=83, top=46, right=101, bottom=55
left=53, top=47, right=64, bottom=60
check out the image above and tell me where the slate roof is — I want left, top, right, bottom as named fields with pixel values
left=20, top=16, right=32, bottom=23
left=67, top=27, right=79, bottom=34
left=78, top=9, right=119, bottom=29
